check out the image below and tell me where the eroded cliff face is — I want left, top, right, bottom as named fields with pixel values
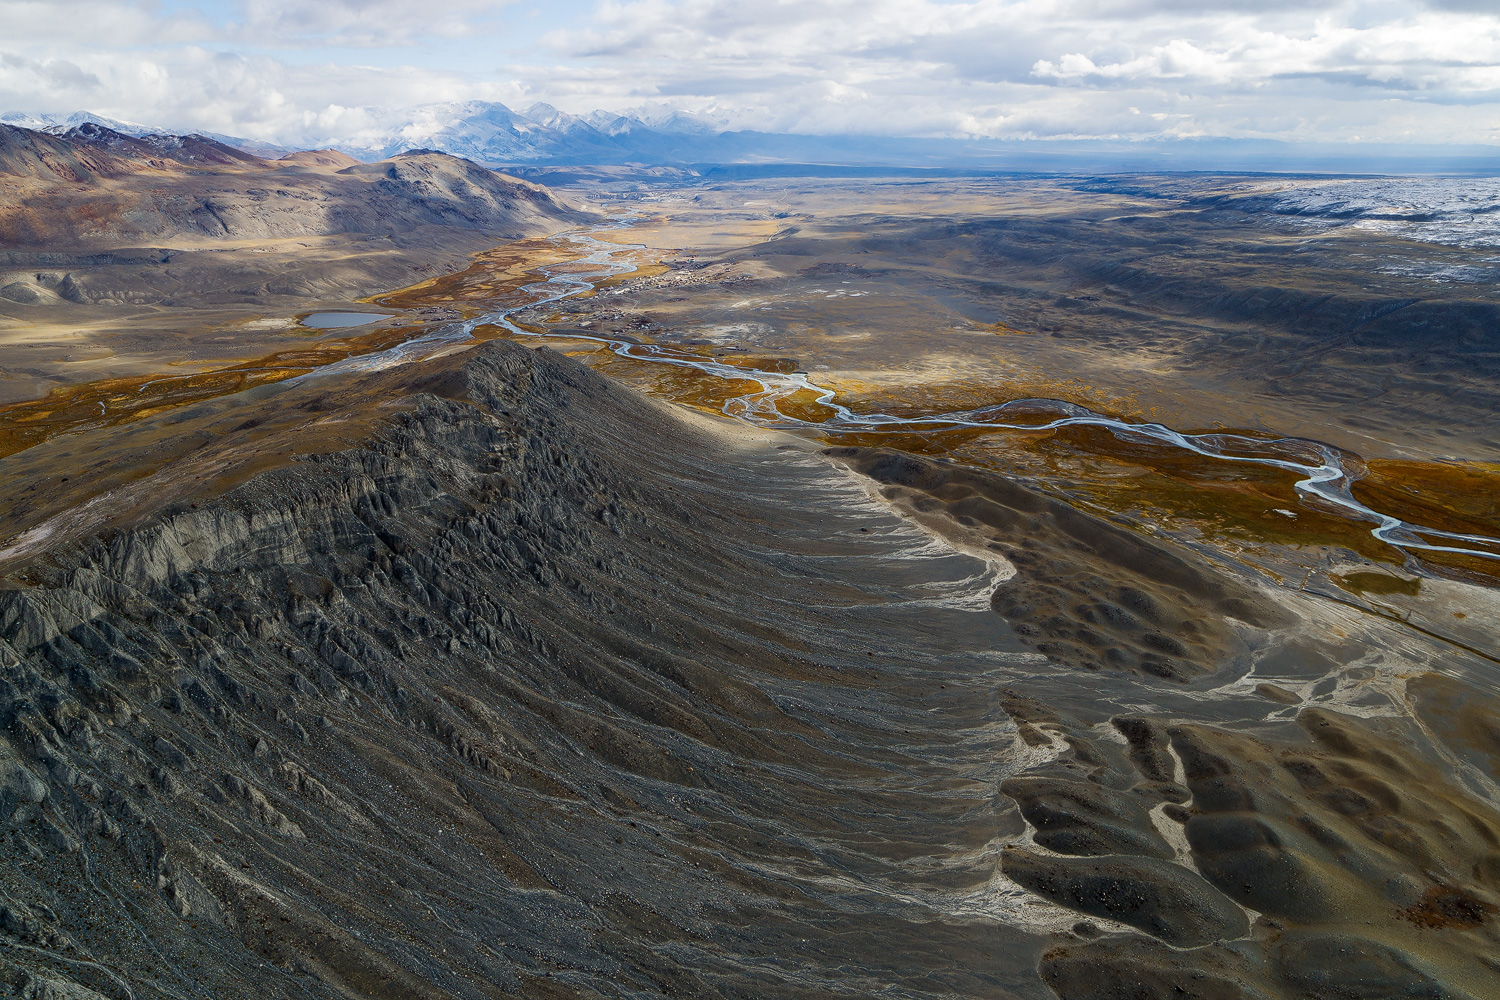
left=0, top=341, right=1496, bottom=1000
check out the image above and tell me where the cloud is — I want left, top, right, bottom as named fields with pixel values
left=534, top=0, right=1500, bottom=141
left=0, top=0, right=1496, bottom=146
left=227, top=0, right=517, bottom=47
left=1029, top=11, right=1500, bottom=95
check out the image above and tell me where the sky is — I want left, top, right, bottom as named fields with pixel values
left=2, top=0, right=1499, bottom=147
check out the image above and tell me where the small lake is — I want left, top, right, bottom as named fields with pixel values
left=301, top=312, right=390, bottom=329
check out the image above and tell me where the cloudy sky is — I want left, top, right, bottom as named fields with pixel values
left=2, top=0, right=1497, bottom=146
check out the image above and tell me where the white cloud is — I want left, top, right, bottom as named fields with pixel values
left=227, top=0, right=518, bottom=47
left=0, top=0, right=1497, bottom=146
left=1030, top=11, right=1500, bottom=94
left=535, top=0, right=1500, bottom=141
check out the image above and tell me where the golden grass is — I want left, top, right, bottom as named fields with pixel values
left=1354, top=460, right=1500, bottom=542
left=538, top=348, right=1500, bottom=584
left=0, top=229, right=624, bottom=460
left=372, top=237, right=577, bottom=316
left=0, top=324, right=425, bottom=460
left=11, top=204, right=1492, bottom=590
left=1335, top=572, right=1423, bottom=597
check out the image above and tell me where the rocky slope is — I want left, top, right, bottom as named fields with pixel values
left=0, top=340, right=1497, bottom=999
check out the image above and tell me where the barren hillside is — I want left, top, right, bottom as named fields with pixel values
left=0, top=123, right=593, bottom=248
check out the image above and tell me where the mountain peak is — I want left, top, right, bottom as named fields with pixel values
left=61, top=125, right=267, bottom=168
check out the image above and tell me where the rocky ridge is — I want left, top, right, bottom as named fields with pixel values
left=0, top=341, right=1495, bottom=998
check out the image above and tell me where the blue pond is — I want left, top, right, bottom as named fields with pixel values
left=301, top=312, right=389, bottom=329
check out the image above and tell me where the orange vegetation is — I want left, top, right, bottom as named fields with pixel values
left=0, top=232, right=612, bottom=461
left=373, top=237, right=578, bottom=315
left=1354, top=460, right=1500, bottom=544
left=0, top=324, right=423, bottom=460
left=549, top=347, right=1500, bottom=582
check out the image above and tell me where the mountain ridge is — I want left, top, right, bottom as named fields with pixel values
left=7, top=103, right=1500, bottom=173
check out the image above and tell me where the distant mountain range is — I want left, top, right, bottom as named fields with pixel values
left=5, top=105, right=1500, bottom=174
left=0, top=103, right=731, bottom=166
left=0, top=110, right=297, bottom=159
left=288, top=101, right=739, bottom=165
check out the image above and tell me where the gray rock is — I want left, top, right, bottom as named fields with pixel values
left=1274, top=932, right=1467, bottom=1000
left=1002, top=847, right=1249, bottom=946
left=152, top=736, right=189, bottom=768
left=151, top=766, right=181, bottom=796
left=0, top=760, right=48, bottom=821
left=41, top=818, right=80, bottom=853
left=0, top=281, right=39, bottom=304
left=22, top=975, right=111, bottom=1000
left=1041, top=934, right=1280, bottom=1000
left=1002, top=775, right=1174, bottom=859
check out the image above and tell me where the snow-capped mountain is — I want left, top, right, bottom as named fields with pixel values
left=1, top=102, right=738, bottom=164
left=0, top=110, right=156, bottom=137
left=7, top=104, right=1499, bottom=173
left=0, top=102, right=745, bottom=165
left=0, top=111, right=294, bottom=158
left=300, top=101, right=731, bottom=163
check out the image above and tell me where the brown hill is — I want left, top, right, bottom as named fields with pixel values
left=0, top=123, right=264, bottom=183
left=61, top=121, right=267, bottom=169
left=0, top=123, right=593, bottom=247
left=278, top=148, right=361, bottom=169
left=0, top=124, right=136, bottom=182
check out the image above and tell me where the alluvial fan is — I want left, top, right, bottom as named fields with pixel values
left=0, top=340, right=1497, bottom=999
